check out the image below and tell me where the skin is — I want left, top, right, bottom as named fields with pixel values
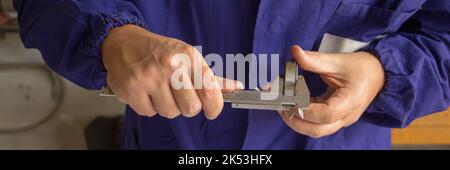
left=101, top=25, right=243, bottom=120
left=279, top=46, right=385, bottom=138
left=102, top=24, right=385, bottom=138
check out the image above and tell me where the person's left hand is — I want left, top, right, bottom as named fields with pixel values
left=279, top=45, right=385, bottom=138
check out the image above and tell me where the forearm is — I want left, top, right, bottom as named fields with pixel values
left=362, top=1, right=450, bottom=127
left=14, top=0, right=148, bottom=89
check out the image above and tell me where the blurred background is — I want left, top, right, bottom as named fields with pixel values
left=0, top=0, right=125, bottom=149
left=0, top=0, right=449, bottom=150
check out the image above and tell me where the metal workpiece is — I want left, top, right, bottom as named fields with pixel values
left=99, top=60, right=310, bottom=119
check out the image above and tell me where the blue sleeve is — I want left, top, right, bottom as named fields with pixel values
left=14, top=0, right=148, bottom=89
left=362, top=0, right=450, bottom=128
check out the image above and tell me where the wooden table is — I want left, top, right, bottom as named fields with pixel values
left=392, top=107, right=450, bottom=145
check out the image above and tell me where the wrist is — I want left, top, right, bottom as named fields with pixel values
left=101, top=24, right=148, bottom=70
left=360, top=51, right=386, bottom=96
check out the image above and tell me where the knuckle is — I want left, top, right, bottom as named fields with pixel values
left=146, top=112, right=158, bottom=117
left=122, top=78, right=139, bottom=91
left=117, top=98, right=128, bottom=105
left=107, top=85, right=128, bottom=103
left=323, top=110, right=336, bottom=124
left=167, top=38, right=185, bottom=46
left=143, top=109, right=158, bottom=117
left=163, top=55, right=188, bottom=74
left=135, top=110, right=149, bottom=117
left=116, top=93, right=129, bottom=104
left=344, top=116, right=360, bottom=127
left=115, top=89, right=134, bottom=104
left=310, top=52, right=321, bottom=64
left=204, top=103, right=223, bottom=120
left=161, top=110, right=181, bottom=119
left=161, top=54, right=177, bottom=71
left=140, top=111, right=157, bottom=117
left=134, top=111, right=146, bottom=117
left=142, top=65, right=159, bottom=78
left=202, top=89, right=220, bottom=100
left=106, top=75, right=115, bottom=86
left=351, top=116, right=360, bottom=124
left=183, top=102, right=202, bottom=116
left=180, top=44, right=196, bottom=56
left=205, top=112, right=219, bottom=120
left=308, top=128, right=325, bottom=139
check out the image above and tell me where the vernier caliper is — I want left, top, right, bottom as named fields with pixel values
left=99, top=60, right=310, bottom=119
left=222, top=60, right=309, bottom=119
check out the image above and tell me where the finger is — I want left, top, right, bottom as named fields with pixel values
left=151, top=84, right=182, bottom=119
left=291, top=45, right=340, bottom=74
left=260, top=83, right=272, bottom=92
left=192, top=46, right=230, bottom=120
left=217, top=77, right=244, bottom=93
left=280, top=111, right=343, bottom=138
left=127, top=93, right=157, bottom=117
left=178, top=45, right=223, bottom=119
left=170, top=75, right=202, bottom=118
left=196, top=69, right=224, bottom=120
left=303, top=88, right=353, bottom=124
left=188, top=49, right=226, bottom=120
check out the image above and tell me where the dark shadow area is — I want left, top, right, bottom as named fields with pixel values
left=84, top=116, right=123, bottom=150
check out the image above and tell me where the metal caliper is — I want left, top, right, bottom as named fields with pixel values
left=99, top=60, right=310, bottom=119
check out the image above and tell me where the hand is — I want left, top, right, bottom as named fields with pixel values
left=101, top=25, right=243, bottom=119
left=279, top=45, right=385, bottom=138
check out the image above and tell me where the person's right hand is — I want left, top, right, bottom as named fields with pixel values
left=101, top=25, right=243, bottom=119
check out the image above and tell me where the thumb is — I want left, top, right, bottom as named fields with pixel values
left=291, top=45, right=339, bottom=74
left=216, top=77, right=245, bottom=93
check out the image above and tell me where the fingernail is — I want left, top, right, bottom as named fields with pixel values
left=261, top=83, right=272, bottom=91
left=236, top=81, right=244, bottom=89
left=298, top=108, right=304, bottom=119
